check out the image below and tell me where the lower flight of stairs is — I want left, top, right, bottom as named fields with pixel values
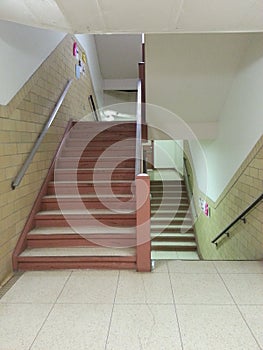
left=150, top=180, right=198, bottom=257
left=14, top=121, right=139, bottom=270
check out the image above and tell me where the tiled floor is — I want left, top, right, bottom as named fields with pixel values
left=0, top=261, right=262, bottom=350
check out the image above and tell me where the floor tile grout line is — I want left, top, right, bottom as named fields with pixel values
left=28, top=270, right=73, bottom=350
left=216, top=268, right=262, bottom=349
left=168, top=268, right=184, bottom=350
left=104, top=270, right=120, bottom=350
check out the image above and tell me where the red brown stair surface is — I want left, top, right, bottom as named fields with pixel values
left=14, top=121, right=139, bottom=271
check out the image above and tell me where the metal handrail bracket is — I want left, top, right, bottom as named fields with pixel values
left=12, top=79, right=73, bottom=189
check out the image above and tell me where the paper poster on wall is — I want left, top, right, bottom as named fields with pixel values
left=199, top=198, right=210, bottom=217
left=75, top=64, right=81, bottom=79
left=73, top=42, right=79, bottom=60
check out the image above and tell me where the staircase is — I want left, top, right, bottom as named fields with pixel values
left=150, top=179, right=198, bottom=258
left=14, top=121, right=140, bottom=270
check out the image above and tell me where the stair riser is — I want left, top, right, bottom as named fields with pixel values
left=35, top=218, right=136, bottom=227
left=17, top=260, right=136, bottom=271
left=56, top=160, right=135, bottom=168
left=151, top=184, right=185, bottom=188
left=151, top=246, right=197, bottom=251
left=66, top=140, right=135, bottom=148
left=41, top=201, right=135, bottom=211
left=151, top=192, right=187, bottom=197
left=152, top=237, right=195, bottom=242
left=27, top=235, right=136, bottom=248
left=151, top=219, right=192, bottom=225
left=68, top=133, right=136, bottom=140
left=151, top=228, right=194, bottom=233
left=150, top=181, right=183, bottom=185
left=53, top=171, right=135, bottom=181
left=151, top=198, right=189, bottom=204
left=47, top=185, right=134, bottom=196
left=151, top=212, right=191, bottom=218
left=62, top=150, right=136, bottom=157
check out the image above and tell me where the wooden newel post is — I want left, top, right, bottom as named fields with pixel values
left=136, top=174, right=151, bottom=272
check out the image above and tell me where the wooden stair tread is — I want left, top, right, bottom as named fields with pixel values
left=54, top=168, right=135, bottom=171
left=36, top=209, right=135, bottom=216
left=28, top=226, right=136, bottom=235
left=20, top=247, right=136, bottom=257
left=49, top=180, right=134, bottom=184
left=44, top=194, right=134, bottom=199
left=151, top=233, right=195, bottom=238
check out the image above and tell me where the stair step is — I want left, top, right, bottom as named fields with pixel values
left=151, top=198, right=189, bottom=204
left=68, top=133, right=136, bottom=140
left=62, top=149, right=136, bottom=158
left=151, top=203, right=189, bottom=209
left=151, top=241, right=197, bottom=251
left=53, top=169, right=135, bottom=181
left=151, top=225, right=194, bottom=233
left=151, top=217, right=192, bottom=225
left=151, top=233, right=195, bottom=241
left=150, top=182, right=185, bottom=186
left=27, top=227, right=137, bottom=248
left=57, top=158, right=135, bottom=168
left=17, top=247, right=137, bottom=270
left=151, top=209, right=190, bottom=216
left=151, top=191, right=187, bottom=196
left=28, top=226, right=136, bottom=235
left=35, top=210, right=136, bottom=227
left=42, top=195, right=135, bottom=210
left=20, top=246, right=136, bottom=257
left=66, top=140, right=135, bottom=148
left=48, top=182, right=134, bottom=195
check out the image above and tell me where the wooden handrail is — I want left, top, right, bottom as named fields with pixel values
left=212, top=193, right=263, bottom=246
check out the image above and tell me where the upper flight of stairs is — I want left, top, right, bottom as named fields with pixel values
left=150, top=179, right=198, bottom=257
left=14, top=121, right=139, bottom=270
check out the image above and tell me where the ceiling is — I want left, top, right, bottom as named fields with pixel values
left=0, top=0, right=262, bottom=34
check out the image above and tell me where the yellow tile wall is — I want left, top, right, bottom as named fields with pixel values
left=0, top=34, right=96, bottom=285
left=184, top=136, right=263, bottom=260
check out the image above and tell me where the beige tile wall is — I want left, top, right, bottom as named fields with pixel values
left=0, top=34, right=96, bottom=285
left=184, top=136, right=263, bottom=260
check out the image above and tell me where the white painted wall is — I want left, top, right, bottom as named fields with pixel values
left=154, top=140, right=183, bottom=174
left=190, top=33, right=263, bottom=201
left=75, top=34, right=104, bottom=108
left=146, top=33, right=251, bottom=123
left=0, top=20, right=65, bottom=105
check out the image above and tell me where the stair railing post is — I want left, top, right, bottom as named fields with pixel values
left=136, top=173, right=151, bottom=272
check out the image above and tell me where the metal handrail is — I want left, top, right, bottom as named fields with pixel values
left=11, top=79, right=73, bottom=189
left=135, top=79, right=142, bottom=176
left=88, top=95, right=99, bottom=121
left=183, top=157, right=197, bottom=219
left=212, top=193, right=263, bottom=245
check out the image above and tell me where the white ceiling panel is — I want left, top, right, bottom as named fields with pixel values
left=98, top=0, right=181, bottom=32
left=175, top=0, right=261, bottom=32
left=239, top=0, right=263, bottom=31
left=0, top=0, right=69, bottom=31
left=0, top=0, right=262, bottom=33
left=55, top=0, right=105, bottom=33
